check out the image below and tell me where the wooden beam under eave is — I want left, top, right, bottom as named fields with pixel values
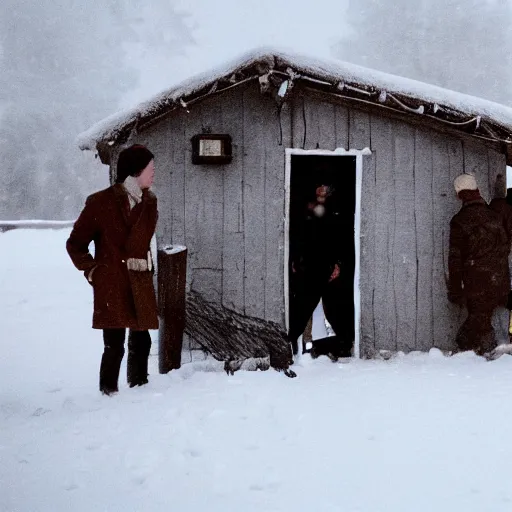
left=298, top=86, right=507, bottom=159
left=96, top=142, right=112, bottom=165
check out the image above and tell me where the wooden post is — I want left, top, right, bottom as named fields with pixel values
left=157, top=245, right=187, bottom=373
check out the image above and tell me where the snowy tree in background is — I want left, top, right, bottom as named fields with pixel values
left=333, top=0, right=512, bottom=106
left=0, top=0, right=193, bottom=220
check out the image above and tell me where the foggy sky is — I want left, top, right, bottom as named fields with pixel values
left=1, top=0, right=511, bottom=219
left=121, top=0, right=350, bottom=106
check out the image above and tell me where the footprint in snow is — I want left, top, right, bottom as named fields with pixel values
left=183, top=448, right=201, bottom=458
left=86, top=442, right=103, bottom=451
left=249, top=482, right=281, bottom=492
left=31, top=407, right=51, bottom=417
left=131, top=475, right=147, bottom=486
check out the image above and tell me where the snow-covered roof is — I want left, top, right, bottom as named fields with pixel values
left=77, top=47, right=512, bottom=163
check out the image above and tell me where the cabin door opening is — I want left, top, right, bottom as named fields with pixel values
left=287, top=154, right=357, bottom=359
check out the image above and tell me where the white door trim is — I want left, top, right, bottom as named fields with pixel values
left=284, top=147, right=371, bottom=359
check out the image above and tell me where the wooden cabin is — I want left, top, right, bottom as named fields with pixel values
left=78, top=48, right=512, bottom=363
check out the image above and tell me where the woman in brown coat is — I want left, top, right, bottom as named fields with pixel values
left=67, top=144, right=158, bottom=395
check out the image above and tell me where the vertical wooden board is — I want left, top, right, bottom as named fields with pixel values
left=291, top=94, right=306, bottom=148
left=193, top=96, right=224, bottom=287
left=303, top=95, right=318, bottom=150
left=290, top=92, right=337, bottom=150
left=290, top=93, right=315, bottom=149
left=303, top=95, right=320, bottom=149
left=242, top=85, right=267, bottom=318
left=392, top=121, right=417, bottom=352
left=370, top=116, right=397, bottom=351
left=463, top=141, right=490, bottom=201
left=172, top=109, right=185, bottom=164
left=447, top=137, right=465, bottom=194
left=190, top=268, right=222, bottom=304
left=183, top=106, right=203, bottom=290
left=431, top=134, right=461, bottom=350
left=264, top=98, right=288, bottom=325
left=431, top=133, right=450, bottom=350
left=137, top=126, right=173, bottom=246
left=414, top=128, right=434, bottom=351
left=183, top=102, right=223, bottom=300
left=302, top=95, right=321, bottom=150
left=359, top=150, right=376, bottom=356
left=289, top=94, right=336, bottom=150
left=220, top=88, right=245, bottom=314
left=349, top=110, right=374, bottom=355
left=349, top=109, right=371, bottom=149
left=169, top=112, right=186, bottom=245
left=222, top=233, right=244, bottom=311
left=447, top=137, right=464, bottom=182
left=279, top=102, right=293, bottom=148
left=334, top=105, right=349, bottom=150
left=315, top=99, right=336, bottom=150
left=487, top=148, right=507, bottom=199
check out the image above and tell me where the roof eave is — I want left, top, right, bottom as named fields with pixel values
left=81, top=52, right=512, bottom=164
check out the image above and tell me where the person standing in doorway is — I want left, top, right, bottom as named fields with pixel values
left=447, top=173, right=509, bottom=355
left=66, top=144, right=159, bottom=395
left=289, top=181, right=355, bottom=359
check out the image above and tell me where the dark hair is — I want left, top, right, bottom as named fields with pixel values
left=115, top=144, right=154, bottom=183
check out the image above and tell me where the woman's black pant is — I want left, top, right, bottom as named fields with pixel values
left=99, top=329, right=152, bottom=393
left=289, top=266, right=354, bottom=356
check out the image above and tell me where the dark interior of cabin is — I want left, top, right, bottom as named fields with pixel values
left=289, top=155, right=356, bottom=358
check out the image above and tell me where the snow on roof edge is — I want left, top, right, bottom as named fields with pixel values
left=77, top=46, right=512, bottom=151
left=76, top=48, right=275, bottom=150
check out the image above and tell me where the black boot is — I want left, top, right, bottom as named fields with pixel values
left=475, top=330, right=497, bottom=357
left=100, top=329, right=126, bottom=395
left=127, top=330, right=152, bottom=387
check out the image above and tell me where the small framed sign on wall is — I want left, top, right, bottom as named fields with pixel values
left=191, top=134, right=232, bottom=164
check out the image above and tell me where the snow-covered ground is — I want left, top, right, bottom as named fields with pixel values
left=2, top=229, right=512, bottom=512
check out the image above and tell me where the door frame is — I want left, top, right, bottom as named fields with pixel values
left=284, top=147, right=371, bottom=359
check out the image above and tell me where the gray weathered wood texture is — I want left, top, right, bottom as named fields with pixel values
left=371, top=116, right=398, bottom=352
left=348, top=110, right=373, bottom=357
left=414, top=128, right=434, bottom=352
left=126, top=83, right=507, bottom=357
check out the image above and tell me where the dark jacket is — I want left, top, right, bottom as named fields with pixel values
left=489, top=196, right=512, bottom=244
left=448, top=198, right=509, bottom=306
left=66, top=184, right=158, bottom=330
left=290, top=197, right=353, bottom=278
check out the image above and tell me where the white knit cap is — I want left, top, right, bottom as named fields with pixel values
left=453, top=173, right=478, bottom=194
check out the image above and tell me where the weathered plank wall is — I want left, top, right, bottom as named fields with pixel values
left=133, top=84, right=507, bottom=356
left=140, top=83, right=289, bottom=328
left=289, top=92, right=506, bottom=354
